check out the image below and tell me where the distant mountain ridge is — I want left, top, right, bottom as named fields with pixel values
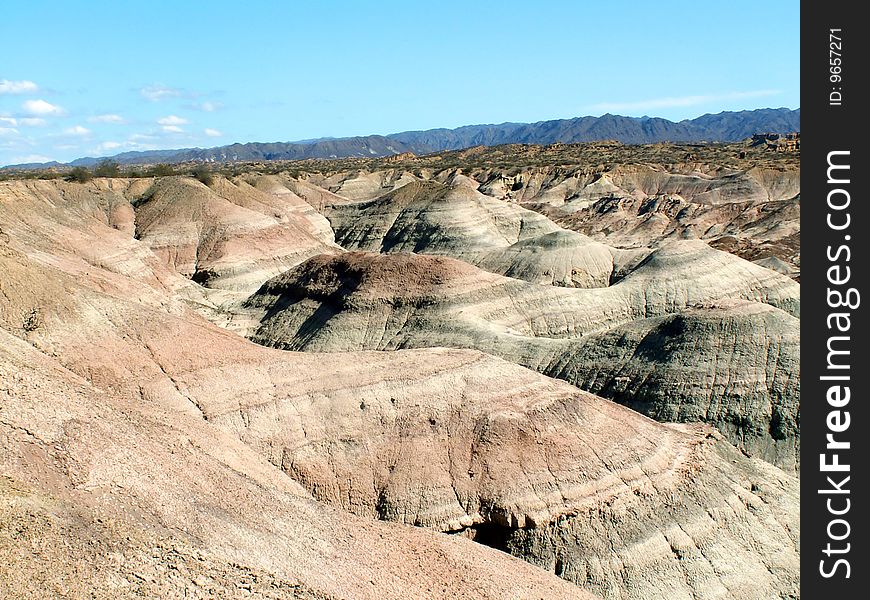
left=388, top=108, right=800, bottom=150
left=5, top=108, right=799, bottom=168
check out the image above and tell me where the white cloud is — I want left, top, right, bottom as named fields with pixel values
left=587, top=90, right=782, bottom=114
left=11, top=154, right=53, bottom=164
left=0, top=79, right=38, bottom=94
left=158, top=117, right=188, bottom=133
left=81, top=136, right=160, bottom=156
left=0, top=127, right=20, bottom=137
left=189, top=101, right=222, bottom=112
left=106, top=134, right=160, bottom=152
left=203, top=128, right=222, bottom=137
left=97, top=141, right=123, bottom=151
left=0, top=116, right=48, bottom=127
left=63, top=125, right=91, bottom=136
left=140, top=84, right=184, bottom=101
left=22, top=99, right=65, bottom=116
left=157, top=115, right=188, bottom=126
left=2, top=115, right=47, bottom=127
left=88, top=114, right=126, bottom=124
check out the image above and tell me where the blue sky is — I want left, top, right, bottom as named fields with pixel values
left=0, top=0, right=799, bottom=166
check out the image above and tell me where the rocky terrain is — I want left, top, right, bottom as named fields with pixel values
left=1, top=140, right=800, bottom=599
left=289, top=142, right=800, bottom=278
left=244, top=247, right=800, bottom=472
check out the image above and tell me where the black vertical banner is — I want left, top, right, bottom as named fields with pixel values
left=803, top=2, right=870, bottom=597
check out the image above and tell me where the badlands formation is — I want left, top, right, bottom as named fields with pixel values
left=1, top=141, right=799, bottom=599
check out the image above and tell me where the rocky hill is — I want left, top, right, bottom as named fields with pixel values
left=292, top=141, right=801, bottom=278
left=243, top=247, right=800, bottom=473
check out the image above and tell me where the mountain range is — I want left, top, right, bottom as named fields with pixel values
left=8, top=108, right=799, bottom=168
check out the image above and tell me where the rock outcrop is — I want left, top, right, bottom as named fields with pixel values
left=1, top=328, right=591, bottom=600
left=545, top=192, right=800, bottom=279
left=294, top=151, right=800, bottom=277
left=544, top=300, right=800, bottom=472
left=131, top=176, right=341, bottom=295
left=321, top=180, right=620, bottom=288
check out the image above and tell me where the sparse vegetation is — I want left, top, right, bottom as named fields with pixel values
left=22, top=308, right=42, bottom=332
left=66, top=166, right=93, bottom=183
left=148, top=163, right=176, bottom=177
left=93, top=159, right=121, bottom=178
left=192, top=164, right=214, bottom=186
left=0, top=170, right=61, bottom=181
left=0, top=140, right=798, bottom=186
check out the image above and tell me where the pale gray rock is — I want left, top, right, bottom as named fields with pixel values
left=323, top=179, right=628, bottom=288
left=544, top=301, right=800, bottom=472
left=131, top=176, right=341, bottom=295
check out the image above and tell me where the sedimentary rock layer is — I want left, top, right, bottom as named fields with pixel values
left=0, top=177, right=799, bottom=598
left=246, top=249, right=800, bottom=471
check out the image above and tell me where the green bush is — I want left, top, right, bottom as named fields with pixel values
left=148, top=163, right=176, bottom=177
left=67, top=166, right=93, bottom=183
left=192, top=164, right=214, bottom=186
left=93, top=159, right=121, bottom=177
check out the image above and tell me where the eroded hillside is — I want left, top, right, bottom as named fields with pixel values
left=0, top=141, right=800, bottom=599
left=287, top=141, right=800, bottom=278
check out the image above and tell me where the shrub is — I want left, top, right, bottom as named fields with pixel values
left=67, top=166, right=93, bottom=183
left=22, top=308, right=42, bottom=332
left=93, top=159, right=121, bottom=177
left=192, top=164, right=214, bottom=186
left=148, top=163, right=176, bottom=177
